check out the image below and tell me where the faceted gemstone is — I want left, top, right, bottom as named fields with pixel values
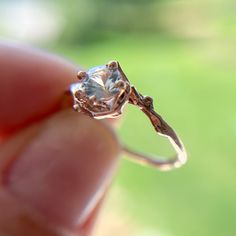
left=83, top=65, right=122, bottom=100
left=70, top=64, right=129, bottom=117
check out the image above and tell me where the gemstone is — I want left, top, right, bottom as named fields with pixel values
left=84, top=65, right=122, bottom=100
left=70, top=64, right=130, bottom=118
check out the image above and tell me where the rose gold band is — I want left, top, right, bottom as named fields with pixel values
left=124, top=86, right=187, bottom=170
left=63, top=86, right=187, bottom=170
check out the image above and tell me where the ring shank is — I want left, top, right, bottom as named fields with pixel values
left=64, top=83, right=187, bottom=171
left=124, top=86, right=187, bottom=170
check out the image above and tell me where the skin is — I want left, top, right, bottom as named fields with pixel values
left=0, top=41, right=120, bottom=236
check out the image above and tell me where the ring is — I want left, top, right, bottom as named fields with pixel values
left=69, top=60, right=187, bottom=170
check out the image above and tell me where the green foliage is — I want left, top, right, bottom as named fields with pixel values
left=59, top=0, right=164, bottom=43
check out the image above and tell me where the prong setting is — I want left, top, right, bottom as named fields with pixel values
left=106, top=60, right=119, bottom=70
left=77, top=71, right=88, bottom=81
left=70, top=61, right=131, bottom=119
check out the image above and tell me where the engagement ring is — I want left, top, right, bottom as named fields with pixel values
left=69, top=61, right=187, bottom=170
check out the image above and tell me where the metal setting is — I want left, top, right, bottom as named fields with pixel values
left=69, top=60, right=187, bottom=170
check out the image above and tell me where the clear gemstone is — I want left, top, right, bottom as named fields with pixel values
left=83, top=65, right=122, bottom=100
left=70, top=64, right=128, bottom=116
left=70, top=61, right=132, bottom=119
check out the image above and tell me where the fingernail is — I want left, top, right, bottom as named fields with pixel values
left=5, top=110, right=120, bottom=229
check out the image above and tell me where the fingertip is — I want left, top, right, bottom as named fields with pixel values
left=2, top=110, right=120, bottom=229
left=0, top=42, right=78, bottom=134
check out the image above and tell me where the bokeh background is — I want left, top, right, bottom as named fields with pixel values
left=1, top=0, right=236, bottom=235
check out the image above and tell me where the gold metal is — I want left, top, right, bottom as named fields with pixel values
left=124, top=86, right=187, bottom=170
left=77, top=71, right=88, bottom=81
left=107, top=60, right=119, bottom=70
left=69, top=61, right=187, bottom=170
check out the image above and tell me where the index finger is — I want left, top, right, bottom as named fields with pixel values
left=0, top=41, right=78, bottom=135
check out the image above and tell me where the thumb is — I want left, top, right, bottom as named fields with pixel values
left=0, top=110, right=120, bottom=235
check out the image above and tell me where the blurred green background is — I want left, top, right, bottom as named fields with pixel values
left=1, top=0, right=236, bottom=235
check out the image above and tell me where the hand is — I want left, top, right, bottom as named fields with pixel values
left=0, top=42, right=120, bottom=236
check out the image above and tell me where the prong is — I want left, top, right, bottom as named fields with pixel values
left=115, top=80, right=125, bottom=89
left=73, top=103, right=81, bottom=112
left=106, top=60, right=118, bottom=70
left=74, top=90, right=85, bottom=100
left=77, top=71, right=88, bottom=81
